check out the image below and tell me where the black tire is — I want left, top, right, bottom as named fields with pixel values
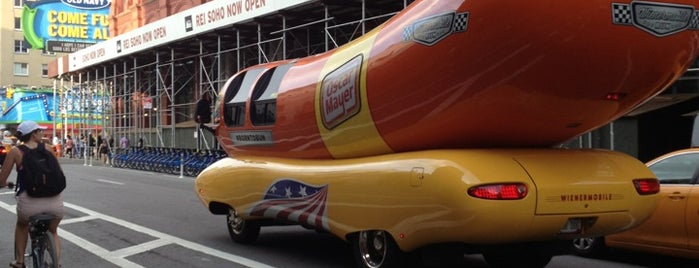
left=35, top=234, right=58, bottom=268
left=352, top=230, right=414, bottom=268
left=572, top=236, right=606, bottom=257
left=483, top=248, right=552, bottom=268
left=226, top=209, right=260, bottom=244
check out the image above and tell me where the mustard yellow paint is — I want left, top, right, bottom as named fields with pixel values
left=315, top=26, right=393, bottom=158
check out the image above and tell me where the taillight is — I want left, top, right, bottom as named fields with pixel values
left=468, top=183, right=528, bottom=200
left=605, top=92, right=627, bottom=101
left=633, top=178, right=660, bottom=195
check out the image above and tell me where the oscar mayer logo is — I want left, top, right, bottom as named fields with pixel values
left=612, top=1, right=698, bottom=37
left=320, top=55, right=362, bottom=130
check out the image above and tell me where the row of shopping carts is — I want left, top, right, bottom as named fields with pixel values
left=111, top=147, right=227, bottom=177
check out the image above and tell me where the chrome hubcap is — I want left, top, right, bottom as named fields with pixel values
left=358, top=230, right=387, bottom=268
left=573, top=237, right=595, bottom=251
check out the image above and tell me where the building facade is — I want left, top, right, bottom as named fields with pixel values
left=0, top=0, right=60, bottom=89
left=110, top=0, right=214, bottom=36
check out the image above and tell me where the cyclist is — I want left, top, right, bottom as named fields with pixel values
left=0, top=121, right=64, bottom=268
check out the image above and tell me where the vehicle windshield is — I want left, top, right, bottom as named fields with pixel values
left=648, top=152, right=699, bottom=184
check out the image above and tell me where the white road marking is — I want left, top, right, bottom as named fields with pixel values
left=0, top=200, right=275, bottom=268
left=97, top=179, right=124, bottom=185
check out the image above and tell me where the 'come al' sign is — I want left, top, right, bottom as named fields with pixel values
left=21, top=0, right=111, bottom=53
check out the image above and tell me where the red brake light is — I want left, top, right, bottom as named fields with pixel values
left=468, top=183, right=528, bottom=200
left=633, top=178, right=659, bottom=195
left=605, top=92, right=627, bottom=101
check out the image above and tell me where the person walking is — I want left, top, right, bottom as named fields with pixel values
left=76, top=134, right=85, bottom=159
left=99, top=139, right=110, bottom=166
left=119, top=135, right=129, bottom=153
left=64, top=135, right=74, bottom=158
left=0, top=121, right=64, bottom=268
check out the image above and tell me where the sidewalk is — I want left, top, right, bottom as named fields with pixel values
left=58, top=156, right=105, bottom=166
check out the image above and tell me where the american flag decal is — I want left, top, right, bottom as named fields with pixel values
left=249, top=179, right=330, bottom=231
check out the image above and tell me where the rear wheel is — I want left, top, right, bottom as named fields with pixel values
left=226, top=208, right=260, bottom=244
left=352, top=230, right=414, bottom=268
left=34, top=234, right=58, bottom=268
left=572, top=236, right=606, bottom=257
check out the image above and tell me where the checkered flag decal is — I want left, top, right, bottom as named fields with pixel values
left=453, top=12, right=469, bottom=32
left=612, top=3, right=632, bottom=25
left=402, top=25, right=412, bottom=42
left=691, top=11, right=699, bottom=30
left=402, top=11, right=470, bottom=42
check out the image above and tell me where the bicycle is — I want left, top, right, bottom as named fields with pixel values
left=6, top=182, right=59, bottom=268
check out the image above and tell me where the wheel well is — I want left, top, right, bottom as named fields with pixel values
left=345, top=231, right=358, bottom=242
left=208, top=201, right=231, bottom=215
left=345, top=230, right=398, bottom=247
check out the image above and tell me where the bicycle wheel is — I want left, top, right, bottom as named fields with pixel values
left=34, top=234, right=58, bottom=268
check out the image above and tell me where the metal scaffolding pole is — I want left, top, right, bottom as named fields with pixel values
left=170, top=48, right=176, bottom=148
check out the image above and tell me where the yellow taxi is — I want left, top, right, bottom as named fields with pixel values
left=572, top=148, right=699, bottom=259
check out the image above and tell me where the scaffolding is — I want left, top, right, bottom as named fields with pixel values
left=53, top=0, right=414, bottom=151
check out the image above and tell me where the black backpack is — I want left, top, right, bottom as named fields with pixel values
left=19, top=143, right=66, bottom=197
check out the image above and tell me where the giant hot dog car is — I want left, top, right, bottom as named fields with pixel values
left=195, top=0, right=699, bottom=267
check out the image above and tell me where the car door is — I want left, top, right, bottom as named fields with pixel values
left=610, top=152, right=699, bottom=249
left=687, top=184, right=699, bottom=252
left=614, top=184, right=690, bottom=249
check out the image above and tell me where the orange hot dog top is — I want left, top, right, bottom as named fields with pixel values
left=216, top=0, right=699, bottom=159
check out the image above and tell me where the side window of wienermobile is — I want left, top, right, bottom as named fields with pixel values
left=250, top=63, right=294, bottom=126
left=223, top=68, right=265, bottom=127
left=222, top=73, right=245, bottom=127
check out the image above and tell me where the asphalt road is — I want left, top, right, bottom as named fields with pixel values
left=0, top=157, right=696, bottom=267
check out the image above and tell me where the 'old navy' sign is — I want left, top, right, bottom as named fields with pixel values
left=61, top=0, right=110, bottom=10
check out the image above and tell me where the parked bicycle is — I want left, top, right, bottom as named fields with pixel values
left=5, top=182, right=59, bottom=268
left=111, top=147, right=227, bottom=177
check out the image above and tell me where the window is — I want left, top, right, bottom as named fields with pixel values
left=14, top=0, right=22, bottom=7
left=116, top=0, right=132, bottom=13
left=14, top=63, right=28, bottom=76
left=42, top=48, right=55, bottom=56
left=222, top=73, right=247, bottom=127
left=14, top=18, right=21, bottom=30
left=42, top=64, right=48, bottom=77
left=250, top=63, right=293, bottom=125
left=14, top=40, right=28, bottom=53
left=649, top=152, right=699, bottom=184
left=222, top=68, right=264, bottom=127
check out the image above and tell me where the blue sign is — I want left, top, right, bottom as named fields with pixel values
left=22, top=0, right=111, bottom=52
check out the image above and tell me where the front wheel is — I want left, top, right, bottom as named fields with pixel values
left=34, top=234, right=58, bottom=268
left=352, top=230, right=415, bottom=268
left=226, top=208, right=260, bottom=244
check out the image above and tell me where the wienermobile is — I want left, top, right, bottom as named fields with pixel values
left=195, top=1, right=699, bottom=267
